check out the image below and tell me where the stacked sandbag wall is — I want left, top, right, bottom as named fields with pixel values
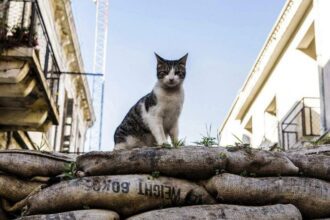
left=0, top=145, right=329, bottom=219
left=0, top=150, right=74, bottom=219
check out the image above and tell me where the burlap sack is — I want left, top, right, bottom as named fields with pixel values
left=0, top=175, right=43, bottom=202
left=76, top=146, right=298, bottom=179
left=205, top=173, right=330, bottom=218
left=224, top=147, right=299, bottom=176
left=0, top=201, right=7, bottom=220
left=286, top=153, right=330, bottom=181
left=76, top=147, right=227, bottom=179
left=24, top=175, right=216, bottom=217
left=0, top=150, right=73, bottom=178
left=127, top=204, right=302, bottom=220
left=17, top=209, right=119, bottom=220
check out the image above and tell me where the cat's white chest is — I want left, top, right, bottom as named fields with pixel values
left=160, top=93, right=183, bottom=125
left=150, top=87, right=184, bottom=131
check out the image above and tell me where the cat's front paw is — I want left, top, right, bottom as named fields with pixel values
left=160, top=142, right=172, bottom=149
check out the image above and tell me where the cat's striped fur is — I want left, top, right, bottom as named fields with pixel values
left=114, top=53, right=188, bottom=150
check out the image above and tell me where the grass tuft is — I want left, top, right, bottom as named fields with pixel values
left=194, top=124, right=218, bottom=147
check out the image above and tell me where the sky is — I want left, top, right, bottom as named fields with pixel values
left=72, top=0, right=286, bottom=151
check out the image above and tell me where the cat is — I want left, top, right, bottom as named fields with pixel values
left=114, top=53, right=188, bottom=150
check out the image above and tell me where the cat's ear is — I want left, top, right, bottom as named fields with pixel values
left=155, top=53, right=165, bottom=64
left=178, top=53, right=188, bottom=66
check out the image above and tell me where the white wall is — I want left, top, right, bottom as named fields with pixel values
left=220, top=4, right=321, bottom=148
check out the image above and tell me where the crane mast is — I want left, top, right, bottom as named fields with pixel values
left=87, top=0, right=109, bottom=151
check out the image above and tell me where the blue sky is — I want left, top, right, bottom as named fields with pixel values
left=72, top=0, right=286, bottom=150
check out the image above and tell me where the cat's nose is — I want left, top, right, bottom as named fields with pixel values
left=169, top=79, right=174, bottom=83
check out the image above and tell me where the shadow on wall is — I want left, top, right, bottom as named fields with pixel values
left=319, top=59, right=330, bottom=133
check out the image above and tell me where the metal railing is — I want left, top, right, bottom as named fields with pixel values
left=1, top=0, right=61, bottom=104
left=1, top=0, right=95, bottom=153
left=1, top=0, right=62, bottom=149
left=280, top=98, right=321, bottom=150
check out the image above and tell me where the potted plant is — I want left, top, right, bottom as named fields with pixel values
left=9, top=25, right=38, bottom=47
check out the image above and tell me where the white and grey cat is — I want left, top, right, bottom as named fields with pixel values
left=114, top=53, right=188, bottom=150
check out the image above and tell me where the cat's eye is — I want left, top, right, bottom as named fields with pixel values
left=175, top=71, right=181, bottom=75
left=158, top=71, right=167, bottom=78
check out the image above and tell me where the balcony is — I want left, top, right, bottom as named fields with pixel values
left=0, top=0, right=60, bottom=131
left=280, top=98, right=321, bottom=150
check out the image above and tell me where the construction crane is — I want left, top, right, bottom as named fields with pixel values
left=87, top=0, right=109, bottom=151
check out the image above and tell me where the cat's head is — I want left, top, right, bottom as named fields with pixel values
left=155, top=53, right=188, bottom=89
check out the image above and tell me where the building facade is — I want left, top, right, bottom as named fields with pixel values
left=219, top=0, right=330, bottom=150
left=0, top=0, right=95, bottom=152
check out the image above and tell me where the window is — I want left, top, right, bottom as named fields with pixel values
left=60, top=96, right=74, bottom=152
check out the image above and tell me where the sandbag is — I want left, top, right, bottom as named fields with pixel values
left=224, top=147, right=299, bottom=176
left=0, top=175, right=43, bottom=202
left=286, top=153, right=330, bottom=181
left=287, top=144, right=330, bottom=155
left=76, top=146, right=298, bottom=179
left=205, top=173, right=330, bottom=218
left=127, top=204, right=302, bottom=220
left=76, top=147, right=227, bottom=179
left=24, top=175, right=216, bottom=217
left=0, top=201, right=7, bottom=220
left=17, top=209, right=119, bottom=220
left=0, top=150, right=73, bottom=178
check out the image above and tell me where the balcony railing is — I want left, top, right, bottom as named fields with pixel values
left=0, top=0, right=62, bottom=131
left=0, top=0, right=94, bottom=153
left=280, top=97, right=321, bottom=150
left=0, top=0, right=60, bottom=104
